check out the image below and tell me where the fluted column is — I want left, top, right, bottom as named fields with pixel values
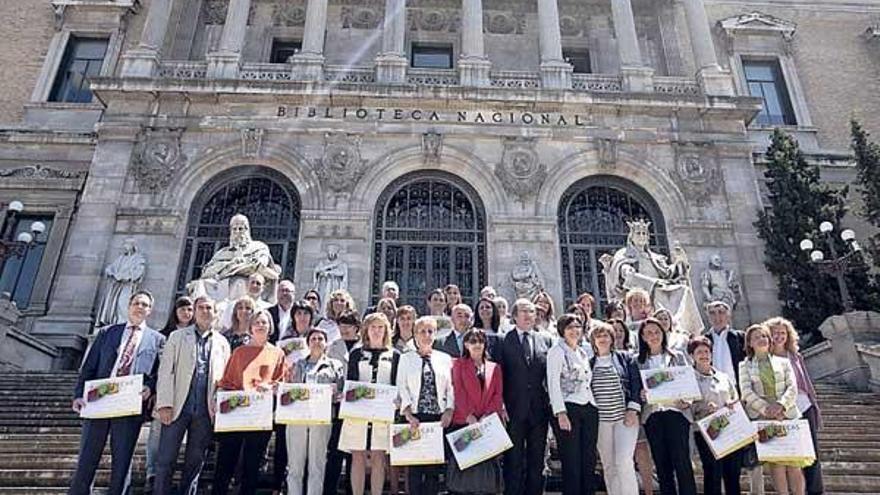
left=375, top=0, right=407, bottom=83
left=537, top=0, right=571, bottom=89
left=458, top=0, right=490, bottom=87
left=291, top=0, right=328, bottom=80
left=120, top=0, right=174, bottom=77
left=207, top=0, right=252, bottom=79
left=682, top=0, right=735, bottom=95
left=611, top=0, right=653, bottom=92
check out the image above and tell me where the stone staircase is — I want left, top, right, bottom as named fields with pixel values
left=0, top=372, right=877, bottom=494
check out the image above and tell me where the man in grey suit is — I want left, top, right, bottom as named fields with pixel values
left=69, top=291, right=165, bottom=495
left=153, top=296, right=231, bottom=495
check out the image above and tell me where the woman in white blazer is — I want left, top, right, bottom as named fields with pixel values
left=398, top=316, right=455, bottom=495
left=739, top=323, right=803, bottom=495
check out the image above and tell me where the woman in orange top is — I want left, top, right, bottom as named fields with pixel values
left=212, top=309, right=287, bottom=495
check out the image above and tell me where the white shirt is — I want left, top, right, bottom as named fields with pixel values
left=277, top=304, right=292, bottom=337
left=111, top=320, right=146, bottom=377
left=711, top=327, right=736, bottom=381
left=547, top=341, right=595, bottom=414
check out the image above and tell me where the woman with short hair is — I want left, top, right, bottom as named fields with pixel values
left=393, top=305, right=418, bottom=353
left=340, top=313, right=400, bottom=495
left=740, top=323, right=804, bottom=495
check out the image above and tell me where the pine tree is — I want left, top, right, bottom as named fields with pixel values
left=851, top=119, right=880, bottom=265
left=754, top=129, right=875, bottom=343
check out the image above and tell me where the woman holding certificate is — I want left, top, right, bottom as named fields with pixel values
left=398, top=316, right=455, bottom=495
left=739, top=323, right=804, bottom=495
left=285, top=327, right=345, bottom=495
left=766, top=317, right=824, bottom=495
left=212, top=309, right=287, bottom=495
left=449, top=328, right=505, bottom=494
left=546, top=313, right=599, bottom=495
left=340, top=313, right=400, bottom=495
left=689, top=336, right=742, bottom=495
left=589, top=321, right=642, bottom=495
left=637, top=318, right=697, bottom=495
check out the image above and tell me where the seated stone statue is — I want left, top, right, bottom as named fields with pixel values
left=600, top=220, right=703, bottom=335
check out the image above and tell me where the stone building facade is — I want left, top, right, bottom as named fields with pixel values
left=1, top=0, right=879, bottom=368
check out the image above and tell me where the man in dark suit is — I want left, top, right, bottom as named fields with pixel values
left=434, top=303, right=502, bottom=361
left=268, top=279, right=295, bottom=343
left=499, top=298, right=553, bottom=495
left=69, top=290, right=165, bottom=495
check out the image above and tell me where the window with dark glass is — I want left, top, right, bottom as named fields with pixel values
left=270, top=39, right=302, bottom=64
left=563, top=48, right=592, bottom=74
left=0, top=215, right=53, bottom=309
left=48, top=37, right=109, bottom=103
left=743, top=59, right=796, bottom=126
left=411, top=44, right=454, bottom=69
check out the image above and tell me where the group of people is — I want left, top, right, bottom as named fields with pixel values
left=68, top=278, right=824, bottom=495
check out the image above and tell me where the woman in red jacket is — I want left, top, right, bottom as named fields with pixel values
left=448, top=328, right=505, bottom=494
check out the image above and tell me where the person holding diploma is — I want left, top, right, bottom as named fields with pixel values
left=499, top=298, right=554, bottom=495
left=448, top=328, right=504, bottom=494
left=739, top=323, right=804, bottom=495
left=398, top=316, right=455, bottom=495
left=69, top=291, right=165, bottom=495
left=546, top=313, right=599, bottom=495
left=766, top=317, right=824, bottom=495
left=212, top=310, right=287, bottom=495
left=286, top=327, right=345, bottom=495
left=637, top=318, right=697, bottom=495
left=340, top=313, right=400, bottom=495
left=689, top=336, right=742, bottom=495
left=589, top=321, right=642, bottom=495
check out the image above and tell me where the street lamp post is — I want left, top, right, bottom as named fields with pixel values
left=800, top=221, right=866, bottom=313
left=0, top=201, right=46, bottom=263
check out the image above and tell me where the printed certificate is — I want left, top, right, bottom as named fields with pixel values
left=338, top=381, right=397, bottom=423
left=390, top=422, right=446, bottom=466
left=275, top=383, right=333, bottom=425
left=446, top=413, right=513, bottom=470
left=214, top=390, right=273, bottom=432
left=640, top=366, right=702, bottom=405
left=278, top=337, right=309, bottom=367
left=696, top=403, right=757, bottom=459
left=754, top=419, right=816, bottom=466
left=80, top=374, right=143, bottom=419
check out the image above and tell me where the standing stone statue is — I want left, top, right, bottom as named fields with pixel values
left=600, top=220, right=703, bottom=334
left=313, top=244, right=348, bottom=309
left=97, top=238, right=146, bottom=326
left=701, top=254, right=741, bottom=309
left=511, top=251, right=544, bottom=300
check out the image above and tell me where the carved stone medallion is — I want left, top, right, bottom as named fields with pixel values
left=408, top=9, right=459, bottom=32
left=341, top=6, right=382, bottom=29
left=202, top=0, right=228, bottom=25
left=485, top=11, right=525, bottom=35
left=671, top=148, right=723, bottom=206
left=132, top=128, right=186, bottom=194
left=316, top=133, right=366, bottom=193
left=495, top=138, right=546, bottom=201
left=273, top=2, right=306, bottom=26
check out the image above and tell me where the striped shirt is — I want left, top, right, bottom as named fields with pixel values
left=591, top=355, right=627, bottom=422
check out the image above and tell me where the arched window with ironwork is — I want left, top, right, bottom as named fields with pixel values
left=372, top=172, right=487, bottom=313
left=558, top=176, right=667, bottom=314
left=176, top=166, right=301, bottom=294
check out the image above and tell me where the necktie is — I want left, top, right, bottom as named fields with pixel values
left=522, top=333, right=532, bottom=365
left=116, top=326, right=140, bottom=376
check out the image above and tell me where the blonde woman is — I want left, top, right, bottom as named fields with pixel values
left=766, top=317, right=824, bottom=495
left=319, top=289, right=357, bottom=342
left=222, top=296, right=256, bottom=352
left=339, top=313, right=400, bottom=495
left=739, top=323, right=803, bottom=495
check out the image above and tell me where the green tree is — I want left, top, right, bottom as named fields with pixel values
left=851, top=119, right=880, bottom=265
left=755, top=129, right=875, bottom=343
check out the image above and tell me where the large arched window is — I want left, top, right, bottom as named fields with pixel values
left=558, top=176, right=667, bottom=314
left=176, top=166, right=301, bottom=293
left=372, top=172, right=487, bottom=313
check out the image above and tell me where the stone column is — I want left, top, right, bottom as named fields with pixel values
left=120, top=0, right=174, bottom=77
left=682, top=0, right=735, bottom=96
left=610, top=0, right=653, bottom=92
left=458, top=0, right=491, bottom=87
left=375, top=0, right=408, bottom=83
left=537, top=0, right=572, bottom=89
left=291, top=0, right=328, bottom=80
left=206, top=0, right=251, bottom=79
